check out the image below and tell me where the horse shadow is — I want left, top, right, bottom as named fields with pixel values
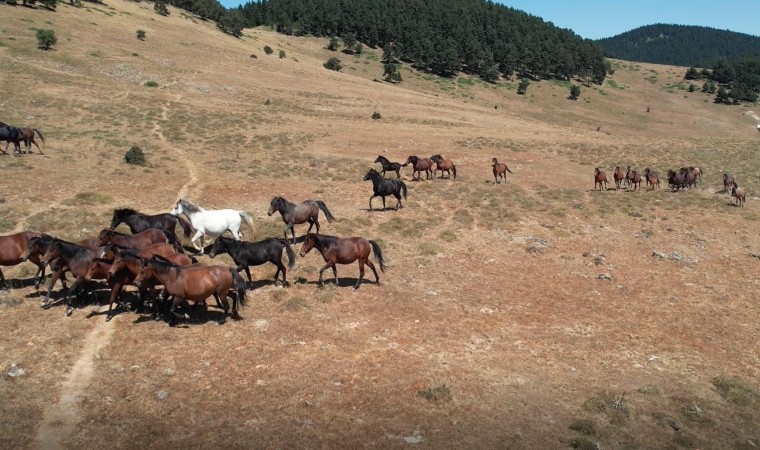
left=361, top=207, right=401, bottom=213
left=305, top=277, right=380, bottom=288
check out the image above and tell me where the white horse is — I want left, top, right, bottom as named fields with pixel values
left=170, top=199, right=255, bottom=253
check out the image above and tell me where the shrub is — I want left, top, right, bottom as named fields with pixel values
left=36, top=29, right=57, bottom=50
left=136, top=29, right=146, bottom=40
left=124, top=146, right=146, bottom=166
left=144, top=80, right=158, bottom=87
left=324, top=57, right=342, bottom=71
left=517, top=78, right=530, bottom=95
left=371, top=112, right=381, bottom=120
left=263, top=45, right=273, bottom=55
left=154, top=0, right=169, bottom=16
left=278, top=49, right=286, bottom=59
left=569, top=85, right=581, bottom=100
left=326, top=36, right=339, bottom=51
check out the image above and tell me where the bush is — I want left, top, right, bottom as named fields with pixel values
left=136, top=29, right=146, bottom=40
left=326, top=36, right=339, bottom=51
left=371, top=112, right=381, bottom=120
left=144, top=80, right=158, bottom=87
left=124, top=146, right=146, bottom=166
left=154, top=0, right=169, bottom=16
left=36, top=29, right=57, bottom=50
left=517, top=78, right=530, bottom=95
left=569, top=85, right=581, bottom=100
left=263, top=45, right=273, bottom=55
left=324, top=57, right=342, bottom=71
left=278, top=49, right=286, bottom=59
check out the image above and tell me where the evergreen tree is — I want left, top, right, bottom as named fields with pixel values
left=154, top=0, right=169, bottom=16
left=383, top=63, right=402, bottom=83
left=218, top=10, right=245, bottom=37
left=382, top=42, right=397, bottom=63
left=685, top=66, right=699, bottom=80
left=36, top=29, right=57, bottom=50
left=327, top=36, right=339, bottom=51
left=342, top=32, right=357, bottom=53
left=715, top=86, right=729, bottom=103
left=324, top=57, right=342, bottom=71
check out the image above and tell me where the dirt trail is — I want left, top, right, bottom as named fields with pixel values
left=33, top=93, right=203, bottom=449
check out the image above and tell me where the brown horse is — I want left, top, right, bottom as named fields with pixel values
left=97, top=228, right=170, bottom=251
left=16, top=127, right=45, bottom=155
left=430, top=154, right=457, bottom=180
left=723, top=173, right=736, bottom=193
left=299, top=233, right=386, bottom=289
left=731, top=185, right=746, bottom=207
left=492, top=158, right=513, bottom=183
left=404, top=155, right=434, bottom=181
left=644, top=168, right=660, bottom=190
left=613, top=166, right=626, bottom=190
left=91, top=244, right=196, bottom=320
left=0, top=231, right=43, bottom=288
left=267, top=196, right=336, bottom=244
left=39, top=239, right=108, bottom=315
left=630, top=170, right=642, bottom=191
left=594, top=167, right=608, bottom=191
left=134, top=256, right=247, bottom=326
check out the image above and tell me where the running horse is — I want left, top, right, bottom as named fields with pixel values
left=267, top=196, right=336, bottom=244
left=363, top=168, right=407, bottom=210
left=492, top=158, right=513, bottom=183
left=594, top=167, right=608, bottom=191
left=403, top=155, right=434, bottom=181
left=374, top=155, right=403, bottom=179
left=97, top=228, right=172, bottom=251
left=38, top=239, right=108, bottom=315
left=298, top=233, right=386, bottom=289
left=16, top=127, right=45, bottom=155
left=430, top=154, right=457, bottom=180
left=0, top=125, right=26, bottom=155
left=170, top=199, right=255, bottom=253
left=0, top=231, right=44, bottom=288
left=208, top=236, right=296, bottom=286
left=110, top=208, right=193, bottom=245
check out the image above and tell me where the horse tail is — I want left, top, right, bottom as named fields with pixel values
left=315, top=200, right=336, bottom=223
left=506, top=165, right=513, bottom=173
left=400, top=181, right=408, bottom=200
left=230, top=268, right=248, bottom=308
left=369, top=240, right=387, bottom=272
left=34, top=129, right=45, bottom=144
left=177, top=215, right=193, bottom=238
left=282, top=239, right=296, bottom=270
left=239, top=212, right=255, bottom=238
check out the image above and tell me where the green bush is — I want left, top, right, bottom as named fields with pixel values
left=136, top=29, right=146, bottom=40
left=124, top=146, right=146, bottom=166
left=36, top=29, right=57, bottom=50
left=144, top=80, right=158, bottom=87
left=371, top=112, right=381, bottom=120
left=278, top=49, right=286, bottom=59
left=263, top=45, right=273, bottom=55
left=324, top=57, right=342, bottom=71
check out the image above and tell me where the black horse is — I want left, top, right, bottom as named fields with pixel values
left=362, top=168, right=407, bottom=210
left=0, top=126, right=27, bottom=155
left=374, top=155, right=403, bottom=179
left=110, top=208, right=192, bottom=248
left=208, top=236, right=296, bottom=286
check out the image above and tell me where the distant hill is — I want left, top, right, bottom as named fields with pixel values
left=596, top=24, right=760, bottom=67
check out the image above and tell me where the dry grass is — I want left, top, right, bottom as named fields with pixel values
left=1, top=1, right=760, bottom=449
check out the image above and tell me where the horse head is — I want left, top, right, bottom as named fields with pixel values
left=363, top=168, right=378, bottom=181
left=299, top=233, right=317, bottom=257
left=170, top=199, right=183, bottom=216
left=267, top=197, right=283, bottom=216
left=208, top=236, right=226, bottom=258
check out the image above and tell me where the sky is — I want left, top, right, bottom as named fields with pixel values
left=219, top=0, right=759, bottom=40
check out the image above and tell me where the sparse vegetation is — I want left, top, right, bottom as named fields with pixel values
left=124, top=145, right=146, bottom=165
left=144, top=80, right=158, bottom=87
left=371, top=112, right=381, bottom=120
left=418, top=383, right=451, bottom=401
left=517, top=78, right=530, bottom=94
left=136, top=29, right=146, bottom=40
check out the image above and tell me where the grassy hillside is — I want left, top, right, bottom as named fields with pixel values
left=1, top=2, right=760, bottom=449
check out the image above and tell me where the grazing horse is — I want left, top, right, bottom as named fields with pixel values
left=267, top=196, right=336, bottom=244
left=374, top=155, right=403, bottom=179
left=298, top=233, right=386, bottom=289
left=363, top=168, right=407, bottom=210
left=731, top=185, right=746, bottom=207
left=0, top=231, right=43, bottom=288
left=430, top=154, right=457, bottom=180
left=644, top=168, right=660, bottom=190
left=110, top=208, right=192, bottom=245
left=170, top=199, right=255, bottom=253
left=613, top=166, right=626, bottom=190
left=723, top=173, right=736, bottom=193
left=629, top=170, right=642, bottom=191
left=134, top=256, right=247, bottom=326
left=97, top=228, right=170, bottom=251
left=403, top=155, right=434, bottom=181
left=492, top=158, right=513, bottom=183
left=15, top=127, right=45, bottom=155
left=39, top=239, right=108, bottom=315
left=594, top=167, right=608, bottom=191
left=209, top=236, right=295, bottom=286
left=0, top=126, right=26, bottom=155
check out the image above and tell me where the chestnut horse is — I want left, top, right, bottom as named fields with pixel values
left=97, top=228, right=171, bottom=251
left=299, top=233, right=386, bottom=289
left=0, top=231, right=43, bottom=288
left=594, top=167, right=608, bottom=191
left=430, top=154, right=457, bottom=180
left=134, top=256, right=247, bottom=326
left=723, top=173, right=736, bottom=193
left=267, top=196, right=336, bottom=244
left=492, top=158, right=513, bottom=183
left=16, top=127, right=45, bottom=155
left=404, top=155, right=434, bottom=181
left=374, top=155, right=403, bottom=179
left=613, top=166, right=626, bottom=190
left=644, top=168, right=660, bottom=190
left=630, top=170, right=642, bottom=191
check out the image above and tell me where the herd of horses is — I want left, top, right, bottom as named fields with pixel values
left=0, top=121, right=45, bottom=155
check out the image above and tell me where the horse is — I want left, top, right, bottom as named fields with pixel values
left=97, top=228, right=171, bottom=251
left=0, top=126, right=26, bottom=155
left=0, top=231, right=44, bottom=288
left=170, top=199, right=255, bottom=253
left=15, top=127, right=45, bottom=155
left=208, top=236, right=295, bottom=286
left=403, top=155, right=434, bottom=181
left=20, top=234, right=100, bottom=292
left=267, top=196, right=336, bottom=244
left=723, top=173, right=736, bottom=193
left=39, top=239, right=108, bottom=315
left=668, top=169, right=688, bottom=191
left=298, top=233, right=386, bottom=290
left=374, top=155, right=403, bottom=179
left=430, top=154, right=457, bottom=180
left=93, top=244, right=196, bottom=320
left=625, top=166, right=635, bottom=189
left=629, top=170, right=642, bottom=191
left=492, top=158, right=513, bottom=184
left=731, top=185, right=746, bottom=207
left=594, top=167, right=608, bottom=191
left=110, top=208, right=193, bottom=245
left=613, top=166, right=626, bottom=190
left=644, top=168, right=660, bottom=191
left=362, top=168, right=407, bottom=210
left=134, top=255, right=247, bottom=326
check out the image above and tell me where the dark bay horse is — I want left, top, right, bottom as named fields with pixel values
left=97, top=228, right=171, bottom=251
left=363, top=168, right=407, bottom=210
left=492, top=158, right=513, bottom=183
left=644, top=168, right=660, bottom=190
left=267, top=196, right=336, bottom=244
left=208, top=236, right=295, bottom=286
left=110, top=208, right=192, bottom=244
left=594, top=167, right=608, bottom=191
left=134, top=256, right=247, bottom=326
left=723, top=173, right=736, bottom=193
left=39, top=239, right=108, bottom=315
left=16, top=127, right=45, bottom=155
left=299, top=233, right=386, bottom=289
left=0, top=126, right=26, bottom=155
left=374, top=155, right=403, bottom=179
left=430, top=154, right=457, bottom=180
left=404, top=155, right=434, bottom=181
left=0, top=231, right=43, bottom=288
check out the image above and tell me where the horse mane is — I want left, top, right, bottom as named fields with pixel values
left=103, top=228, right=129, bottom=237
left=311, top=233, right=338, bottom=249
left=148, top=254, right=181, bottom=273
left=179, top=199, right=203, bottom=214
left=274, top=196, right=294, bottom=213
left=114, top=207, right=139, bottom=217
left=376, top=155, right=389, bottom=163
left=54, top=239, right=92, bottom=264
left=431, top=154, right=443, bottom=160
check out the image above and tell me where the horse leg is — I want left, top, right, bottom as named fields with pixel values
left=395, top=169, right=400, bottom=179
left=0, top=269, right=6, bottom=290
left=64, top=276, right=87, bottom=316
left=41, top=267, right=65, bottom=306
left=368, top=195, right=375, bottom=210
left=190, top=230, right=204, bottom=253
left=354, top=260, right=365, bottom=290
left=106, top=281, right=124, bottom=321
left=275, top=261, right=287, bottom=286
left=238, top=264, right=253, bottom=285
left=317, top=262, right=334, bottom=286
left=394, top=192, right=402, bottom=210
left=168, top=296, right=189, bottom=326
left=381, top=195, right=387, bottom=211
left=216, top=293, right=230, bottom=325
left=366, top=260, right=380, bottom=284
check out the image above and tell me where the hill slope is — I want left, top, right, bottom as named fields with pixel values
left=1, top=2, right=760, bottom=449
left=597, top=24, right=760, bottom=67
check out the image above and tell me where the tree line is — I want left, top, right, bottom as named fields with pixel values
left=685, top=57, right=760, bottom=104
left=232, top=0, right=608, bottom=83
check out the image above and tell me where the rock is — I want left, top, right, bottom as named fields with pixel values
left=652, top=251, right=668, bottom=259
left=129, top=365, right=140, bottom=371
left=7, top=364, right=25, bottom=378
left=156, top=390, right=168, bottom=400
left=166, top=368, right=175, bottom=376
left=667, top=419, right=683, bottom=431
left=597, top=273, right=612, bottom=281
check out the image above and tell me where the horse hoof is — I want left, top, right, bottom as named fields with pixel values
left=216, top=319, right=226, bottom=325
left=65, top=308, right=73, bottom=317
left=106, top=315, right=113, bottom=322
